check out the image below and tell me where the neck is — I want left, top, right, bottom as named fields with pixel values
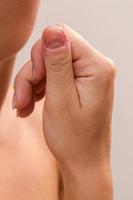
left=0, top=56, right=16, bottom=109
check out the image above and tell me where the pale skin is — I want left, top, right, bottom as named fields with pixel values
left=0, top=1, right=59, bottom=200
left=0, top=1, right=115, bottom=200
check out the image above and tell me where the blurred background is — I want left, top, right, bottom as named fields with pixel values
left=14, top=0, right=133, bottom=199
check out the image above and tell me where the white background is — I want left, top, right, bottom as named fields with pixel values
left=15, top=1, right=133, bottom=199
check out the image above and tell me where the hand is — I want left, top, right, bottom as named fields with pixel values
left=13, top=24, right=115, bottom=199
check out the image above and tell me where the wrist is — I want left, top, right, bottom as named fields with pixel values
left=59, top=159, right=113, bottom=200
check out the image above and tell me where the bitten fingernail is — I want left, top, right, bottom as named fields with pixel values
left=44, top=26, right=66, bottom=49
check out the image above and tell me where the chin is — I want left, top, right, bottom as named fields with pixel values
left=0, top=0, right=40, bottom=62
left=0, top=30, right=34, bottom=62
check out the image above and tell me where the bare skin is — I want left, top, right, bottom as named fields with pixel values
left=0, top=1, right=59, bottom=200
left=0, top=87, right=59, bottom=200
left=0, top=1, right=115, bottom=200
left=14, top=25, right=116, bottom=200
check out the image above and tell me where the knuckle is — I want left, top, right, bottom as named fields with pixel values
left=14, top=60, right=32, bottom=86
left=99, top=58, right=116, bottom=84
left=46, top=53, right=71, bottom=73
left=105, top=58, right=116, bottom=78
left=14, top=74, right=22, bottom=91
left=31, top=42, right=38, bottom=60
left=31, top=39, right=41, bottom=61
left=14, top=70, right=23, bottom=89
left=15, top=71, right=21, bottom=84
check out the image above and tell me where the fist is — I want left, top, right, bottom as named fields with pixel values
left=13, top=24, right=116, bottom=174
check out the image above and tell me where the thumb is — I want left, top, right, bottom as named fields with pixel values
left=42, top=25, right=78, bottom=104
